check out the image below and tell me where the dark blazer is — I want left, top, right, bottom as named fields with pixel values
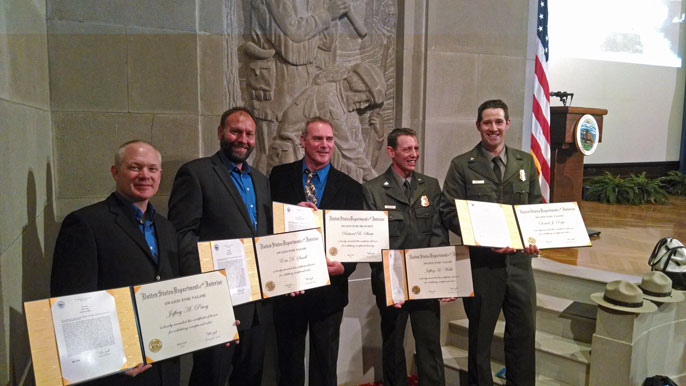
left=50, top=193, right=181, bottom=386
left=167, top=152, right=272, bottom=330
left=269, top=159, right=363, bottom=314
left=362, top=166, right=448, bottom=296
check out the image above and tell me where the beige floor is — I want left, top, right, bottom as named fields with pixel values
left=543, top=196, right=686, bottom=276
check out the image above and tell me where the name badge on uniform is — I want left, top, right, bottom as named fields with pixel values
left=472, top=180, right=485, bottom=184
left=519, top=169, right=526, bottom=181
left=420, top=195, right=430, bottom=207
left=385, top=205, right=396, bottom=209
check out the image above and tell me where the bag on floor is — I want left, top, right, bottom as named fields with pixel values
left=648, top=237, right=686, bottom=290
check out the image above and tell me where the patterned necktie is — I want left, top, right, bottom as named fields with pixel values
left=492, top=158, right=502, bottom=183
left=304, top=169, right=317, bottom=205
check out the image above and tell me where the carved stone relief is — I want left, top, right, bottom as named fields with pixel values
left=225, top=0, right=396, bottom=181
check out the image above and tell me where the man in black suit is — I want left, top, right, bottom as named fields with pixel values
left=269, top=117, right=363, bottom=386
left=50, top=140, right=183, bottom=386
left=362, top=128, right=451, bottom=386
left=168, top=107, right=272, bottom=386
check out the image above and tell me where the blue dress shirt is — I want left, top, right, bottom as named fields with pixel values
left=301, top=161, right=330, bottom=206
left=220, top=152, right=258, bottom=230
left=116, top=193, right=159, bottom=263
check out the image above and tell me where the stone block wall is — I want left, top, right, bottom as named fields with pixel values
left=0, top=0, right=54, bottom=384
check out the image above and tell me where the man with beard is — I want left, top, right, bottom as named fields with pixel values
left=168, top=107, right=272, bottom=386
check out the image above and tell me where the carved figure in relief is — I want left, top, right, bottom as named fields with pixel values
left=267, top=62, right=386, bottom=182
left=246, top=0, right=363, bottom=171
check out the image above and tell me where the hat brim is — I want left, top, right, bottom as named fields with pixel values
left=590, top=293, right=658, bottom=313
left=642, top=289, right=686, bottom=303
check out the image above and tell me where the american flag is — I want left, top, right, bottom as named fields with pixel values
left=531, top=0, right=551, bottom=202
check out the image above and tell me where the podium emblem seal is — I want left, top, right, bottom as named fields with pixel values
left=575, top=114, right=600, bottom=156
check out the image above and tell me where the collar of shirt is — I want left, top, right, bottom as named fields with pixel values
left=219, top=150, right=252, bottom=175
left=113, top=191, right=156, bottom=224
left=302, top=160, right=330, bottom=205
left=219, top=151, right=258, bottom=230
left=390, top=168, right=413, bottom=189
left=479, top=143, right=508, bottom=166
left=113, top=192, right=159, bottom=260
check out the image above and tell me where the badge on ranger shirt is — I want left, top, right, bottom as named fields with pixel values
left=420, top=195, right=430, bottom=207
left=519, top=169, right=526, bottom=181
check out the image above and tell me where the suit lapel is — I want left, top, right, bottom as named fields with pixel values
left=467, top=145, right=500, bottom=184
left=382, top=167, right=407, bottom=204
left=210, top=154, right=253, bottom=229
left=289, top=160, right=307, bottom=204
left=319, top=164, right=341, bottom=208
left=108, top=195, right=158, bottom=265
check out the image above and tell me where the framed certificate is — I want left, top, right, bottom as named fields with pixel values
left=382, top=246, right=473, bottom=306
left=455, top=199, right=592, bottom=250
left=25, top=272, right=239, bottom=385
left=134, top=271, right=238, bottom=362
left=198, top=238, right=261, bottom=306
left=514, top=202, right=592, bottom=249
left=324, top=210, right=390, bottom=262
left=198, top=228, right=330, bottom=300
left=25, top=287, right=143, bottom=385
left=254, top=228, right=330, bottom=297
left=272, top=201, right=324, bottom=233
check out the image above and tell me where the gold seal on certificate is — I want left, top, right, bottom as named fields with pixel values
left=382, top=246, right=474, bottom=306
left=324, top=210, right=390, bottom=262
left=266, top=281, right=276, bottom=292
left=149, top=339, right=162, bottom=353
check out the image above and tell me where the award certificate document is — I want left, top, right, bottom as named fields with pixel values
left=455, top=199, right=523, bottom=249
left=383, top=246, right=473, bottom=305
left=254, top=228, right=330, bottom=297
left=272, top=202, right=324, bottom=233
left=134, top=271, right=238, bottom=362
left=50, top=291, right=128, bottom=383
left=514, top=202, right=592, bottom=249
left=405, top=246, right=473, bottom=300
left=324, top=210, right=389, bottom=262
left=203, top=238, right=261, bottom=305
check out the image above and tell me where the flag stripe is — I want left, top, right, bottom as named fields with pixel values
left=531, top=0, right=550, bottom=202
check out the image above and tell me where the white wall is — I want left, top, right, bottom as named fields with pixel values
left=548, top=58, right=685, bottom=164
left=546, top=0, right=686, bottom=164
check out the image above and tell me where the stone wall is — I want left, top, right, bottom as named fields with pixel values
left=0, top=0, right=54, bottom=384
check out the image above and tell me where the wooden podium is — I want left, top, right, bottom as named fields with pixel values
left=549, top=106, right=608, bottom=202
